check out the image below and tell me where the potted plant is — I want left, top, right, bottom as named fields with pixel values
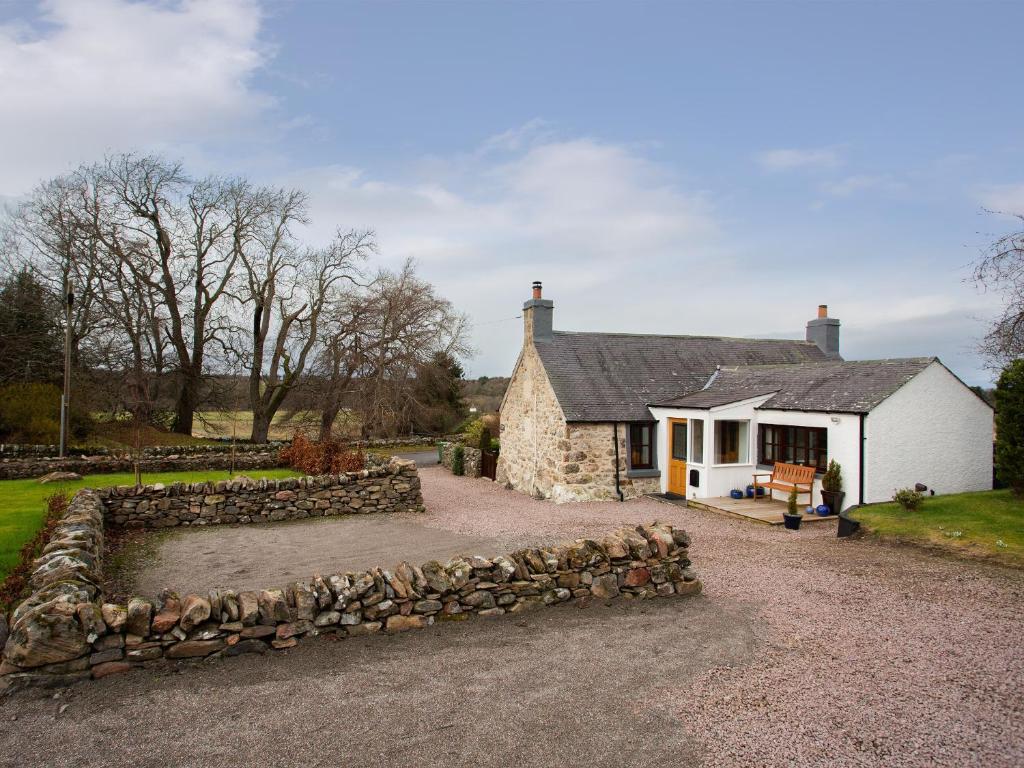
left=821, top=460, right=844, bottom=516
left=783, top=486, right=802, bottom=530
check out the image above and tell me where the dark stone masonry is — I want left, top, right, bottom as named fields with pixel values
left=0, top=456, right=701, bottom=687
left=99, top=459, right=422, bottom=529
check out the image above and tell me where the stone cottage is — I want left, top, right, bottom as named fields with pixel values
left=497, top=283, right=993, bottom=507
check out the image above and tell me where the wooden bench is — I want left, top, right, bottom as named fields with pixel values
left=752, top=462, right=816, bottom=504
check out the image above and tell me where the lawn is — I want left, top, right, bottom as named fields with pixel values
left=0, top=467, right=301, bottom=582
left=853, top=489, right=1024, bottom=567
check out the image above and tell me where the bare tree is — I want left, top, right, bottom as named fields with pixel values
left=315, top=259, right=470, bottom=439
left=236, top=199, right=373, bottom=441
left=2, top=174, right=106, bottom=371
left=974, top=211, right=1024, bottom=367
left=83, top=154, right=245, bottom=435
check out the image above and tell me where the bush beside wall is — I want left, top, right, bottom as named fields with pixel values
left=438, top=442, right=482, bottom=478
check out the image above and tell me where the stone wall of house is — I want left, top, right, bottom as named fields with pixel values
left=438, top=442, right=482, bottom=478
left=98, top=459, right=422, bottom=529
left=496, top=344, right=567, bottom=497
left=0, top=491, right=701, bottom=686
left=549, top=422, right=659, bottom=503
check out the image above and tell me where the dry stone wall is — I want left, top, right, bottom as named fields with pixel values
left=99, top=461, right=422, bottom=529
left=0, top=450, right=286, bottom=481
left=438, top=442, right=482, bottom=478
left=0, top=435, right=455, bottom=481
left=1, top=472, right=701, bottom=686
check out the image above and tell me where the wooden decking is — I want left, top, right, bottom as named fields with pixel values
left=687, top=496, right=838, bottom=526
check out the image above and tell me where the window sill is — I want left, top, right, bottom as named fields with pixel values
left=710, top=462, right=754, bottom=468
left=626, top=468, right=661, bottom=479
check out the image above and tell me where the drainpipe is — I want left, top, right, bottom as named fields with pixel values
left=858, top=413, right=866, bottom=505
left=613, top=423, right=625, bottom=502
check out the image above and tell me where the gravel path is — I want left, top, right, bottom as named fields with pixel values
left=1, top=465, right=1021, bottom=767
left=416, top=467, right=1024, bottom=766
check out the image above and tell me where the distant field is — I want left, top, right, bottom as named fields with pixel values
left=0, top=468, right=302, bottom=584
left=191, top=410, right=350, bottom=441
left=78, top=423, right=219, bottom=449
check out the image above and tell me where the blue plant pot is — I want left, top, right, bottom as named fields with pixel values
left=815, top=504, right=831, bottom=516
left=730, top=489, right=744, bottom=500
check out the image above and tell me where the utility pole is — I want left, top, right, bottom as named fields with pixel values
left=59, top=282, right=74, bottom=458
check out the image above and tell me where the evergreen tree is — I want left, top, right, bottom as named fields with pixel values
left=411, top=351, right=467, bottom=434
left=0, top=269, right=62, bottom=384
left=995, top=359, right=1024, bottom=495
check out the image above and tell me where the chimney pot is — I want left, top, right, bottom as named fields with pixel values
left=532, top=281, right=542, bottom=300
left=817, top=304, right=828, bottom=319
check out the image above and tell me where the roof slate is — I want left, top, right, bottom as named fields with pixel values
left=533, top=331, right=830, bottom=422
left=653, top=357, right=937, bottom=413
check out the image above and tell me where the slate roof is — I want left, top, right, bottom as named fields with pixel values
left=533, top=331, right=830, bottom=422
left=652, top=358, right=937, bottom=413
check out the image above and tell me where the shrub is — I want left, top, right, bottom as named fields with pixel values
left=0, top=382, right=92, bottom=443
left=279, top=432, right=365, bottom=475
left=787, top=486, right=799, bottom=515
left=462, top=417, right=486, bottom=447
left=478, top=426, right=492, bottom=453
left=995, top=359, right=1024, bottom=495
left=452, top=444, right=465, bottom=476
left=893, top=487, right=924, bottom=511
left=822, top=460, right=843, bottom=492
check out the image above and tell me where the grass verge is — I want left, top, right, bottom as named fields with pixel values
left=852, top=489, right=1024, bottom=568
left=0, top=467, right=301, bottom=584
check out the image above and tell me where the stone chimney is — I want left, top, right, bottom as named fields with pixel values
left=523, top=281, right=553, bottom=343
left=806, top=304, right=841, bottom=359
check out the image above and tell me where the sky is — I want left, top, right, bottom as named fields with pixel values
left=0, top=0, right=1020, bottom=386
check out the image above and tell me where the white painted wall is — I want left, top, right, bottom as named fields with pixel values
left=650, top=399, right=863, bottom=512
left=865, top=361, right=993, bottom=501
left=756, top=408, right=861, bottom=510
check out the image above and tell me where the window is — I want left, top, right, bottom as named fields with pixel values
left=629, top=423, right=654, bottom=470
left=714, top=420, right=749, bottom=464
left=671, top=421, right=687, bottom=461
left=758, top=425, right=828, bottom=472
left=690, top=419, right=704, bottom=464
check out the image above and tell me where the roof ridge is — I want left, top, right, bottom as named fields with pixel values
left=550, top=329, right=819, bottom=344
left=725, top=356, right=936, bottom=371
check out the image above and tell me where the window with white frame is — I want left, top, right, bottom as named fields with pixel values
left=690, top=418, right=704, bottom=464
left=714, top=420, right=749, bottom=464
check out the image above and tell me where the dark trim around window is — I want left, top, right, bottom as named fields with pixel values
left=628, top=422, right=656, bottom=473
left=758, top=424, right=828, bottom=472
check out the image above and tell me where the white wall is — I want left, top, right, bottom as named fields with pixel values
left=650, top=401, right=863, bottom=512
left=756, top=408, right=862, bottom=510
left=865, top=361, right=993, bottom=501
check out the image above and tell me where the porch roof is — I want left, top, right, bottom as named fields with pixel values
left=650, top=357, right=936, bottom=414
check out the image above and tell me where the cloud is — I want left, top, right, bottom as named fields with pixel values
left=755, top=147, right=842, bottom=172
left=0, top=0, right=271, bottom=195
left=976, top=183, right=1024, bottom=216
left=285, top=129, right=725, bottom=373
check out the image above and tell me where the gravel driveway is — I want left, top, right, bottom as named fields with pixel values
left=1, top=465, right=1021, bottom=767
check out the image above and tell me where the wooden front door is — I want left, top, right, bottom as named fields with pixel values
left=668, top=418, right=688, bottom=496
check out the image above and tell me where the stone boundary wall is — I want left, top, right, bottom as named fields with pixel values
left=0, top=490, right=700, bottom=685
left=438, top=442, right=482, bottom=478
left=0, top=434, right=456, bottom=460
left=99, top=460, right=423, bottom=529
left=0, top=451, right=286, bottom=481
left=0, top=435, right=455, bottom=481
